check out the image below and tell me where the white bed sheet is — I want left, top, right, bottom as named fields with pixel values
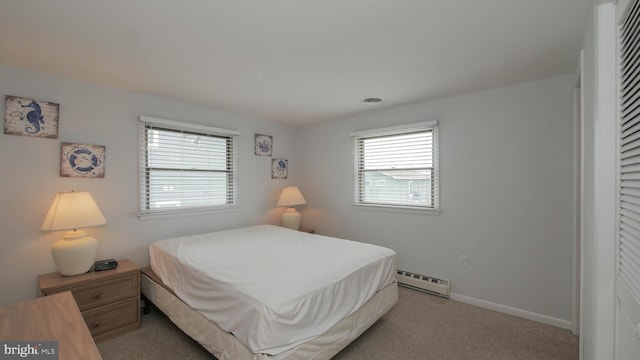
left=141, top=273, right=398, bottom=360
left=149, top=224, right=396, bottom=356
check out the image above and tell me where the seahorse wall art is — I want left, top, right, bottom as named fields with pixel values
left=4, top=95, right=59, bottom=138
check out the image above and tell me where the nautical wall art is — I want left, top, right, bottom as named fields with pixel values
left=60, top=143, right=105, bottom=178
left=4, top=95, right=59, bottom=138
left=271, top=159, right=288, bottom=179
left=255, top=134, right=272, bottom=156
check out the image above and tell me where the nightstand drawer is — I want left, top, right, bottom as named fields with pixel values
left=83, top=298, right=138, bottom=338
left=47, top=273, right=138, bottom=311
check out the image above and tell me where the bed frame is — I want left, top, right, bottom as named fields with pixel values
left=140, top=267, right=397, bottom=360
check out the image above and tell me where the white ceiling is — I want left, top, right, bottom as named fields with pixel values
left=0, top=1, right=590, bottom=126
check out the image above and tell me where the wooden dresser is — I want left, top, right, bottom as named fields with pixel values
left=38, top=259, right=141, bottom=342
left=0, top=291, right=102, bottom=359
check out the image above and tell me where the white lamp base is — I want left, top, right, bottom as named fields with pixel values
left=282, top=207, right=301, bottom=230
left=51, top=230, right=98, bottom=276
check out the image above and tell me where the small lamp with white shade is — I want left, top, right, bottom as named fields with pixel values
left=41, top=191, right=107, bottom=276
left=277, top=186, right=307, bottom=230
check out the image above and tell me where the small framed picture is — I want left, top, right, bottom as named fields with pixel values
left=255, top=134, right=272, bottom=156
left=4, top=95, right=59, bottom=139
left=271, top=159, right=288, bottom=179
left=60, top=143, right=106, bottom=178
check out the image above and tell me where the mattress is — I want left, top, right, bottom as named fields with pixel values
left=149, top=224, right=396, bottom=356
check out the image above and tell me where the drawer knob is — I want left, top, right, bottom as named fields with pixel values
left=92, top=321, right=100, bottom=328
left=92, top=292, right=101, bottom=300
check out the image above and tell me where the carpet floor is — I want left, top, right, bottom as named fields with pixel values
left=97, top=286, right=578, bottom=360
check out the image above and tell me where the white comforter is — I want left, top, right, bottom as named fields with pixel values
left=149, top=224, right=396, bottom=355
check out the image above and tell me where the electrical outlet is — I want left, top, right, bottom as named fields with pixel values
left=459, top=254, right=468, bottom=267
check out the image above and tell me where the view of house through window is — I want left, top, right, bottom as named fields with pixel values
left=352, top=122, right=439, bottom=211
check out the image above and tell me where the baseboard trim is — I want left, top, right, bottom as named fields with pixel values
left=449, top=292, right=572, bottom=330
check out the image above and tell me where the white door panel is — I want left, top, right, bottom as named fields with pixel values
left=616, top=278, right=640, bottom=360
left=617, top=1, right=640, bottom=359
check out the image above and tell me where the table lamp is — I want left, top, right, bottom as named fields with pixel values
left=277, top=186, right=307, bottom=230
left=41, top=191, right=107, bottom=276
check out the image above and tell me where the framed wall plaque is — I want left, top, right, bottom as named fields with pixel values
left=255, top=134, right=272, bottom=156
left=60, top=143, right=105, bottom=178
left=271, top=159, right=288, bottom=179
left=4, top=95, right=59, bottom=138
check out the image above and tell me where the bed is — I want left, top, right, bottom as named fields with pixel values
left=141, top=224, right=398, bottom=360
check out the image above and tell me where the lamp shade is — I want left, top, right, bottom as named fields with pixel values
left=41, top=191, right=106, bottom=231
left=276, top=186, right=307, bottom=207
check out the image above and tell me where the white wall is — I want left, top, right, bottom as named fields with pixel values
left=0, top=64, right=299, bottom=306
left=298, top=74, right=576, bottom=325
left=580, top=8, right=597, bottom=358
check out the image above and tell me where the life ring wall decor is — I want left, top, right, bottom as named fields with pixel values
left=60, top=143, right=106, bottom=178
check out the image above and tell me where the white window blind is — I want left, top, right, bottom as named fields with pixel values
left=138, top=116, right=239, bottom=217
left=351, top=121, right=439, bottom=211
left=619, top=0, right=640, bottom=301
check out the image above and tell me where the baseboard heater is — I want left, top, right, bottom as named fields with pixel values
left=396, top=270, right=450, bottom=298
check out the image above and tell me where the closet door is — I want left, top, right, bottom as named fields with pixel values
left=617, top=0, right=640, bottom=358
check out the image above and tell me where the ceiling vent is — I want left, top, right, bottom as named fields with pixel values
left=362, top=97, right=383, bottom=104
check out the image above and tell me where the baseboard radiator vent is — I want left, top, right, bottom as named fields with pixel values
left=396, top=270, right=450, bottom=298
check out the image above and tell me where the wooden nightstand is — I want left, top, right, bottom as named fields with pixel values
left=38, top=259, right=141, bottom=342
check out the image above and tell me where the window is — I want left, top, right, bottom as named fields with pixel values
left=351, top=121, right=439, bottom=212
left=138, top=116, right=239, bottom=217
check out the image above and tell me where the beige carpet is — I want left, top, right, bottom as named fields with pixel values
left=98, top=286, right=578, bottom=360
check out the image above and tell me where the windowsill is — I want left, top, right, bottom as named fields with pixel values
left=137, top=205, right=239, bottom=221
left=353, top=203, right=441, bottom=215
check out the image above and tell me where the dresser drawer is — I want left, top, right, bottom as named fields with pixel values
left=44, top=273, right=138, bottom=311
left=83, top=298, right=139, bottom=338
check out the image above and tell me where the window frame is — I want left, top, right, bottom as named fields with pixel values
left=350, top=121, right=440, bottom=214
left=137, top=116, right=240, bottom=220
